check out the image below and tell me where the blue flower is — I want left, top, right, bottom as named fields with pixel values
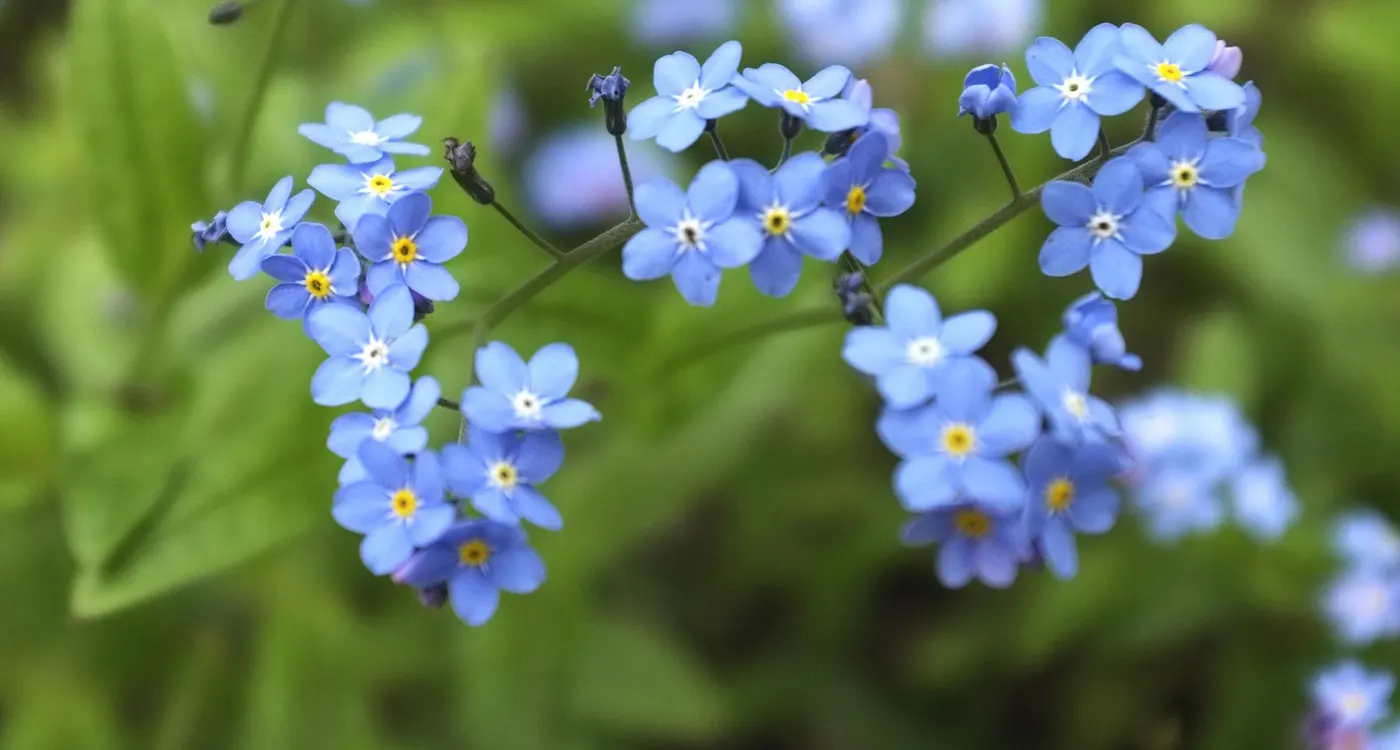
left=1333, top=511, right=1400, bottom=572
left=1118, top=390, right=1259, bottom=481
left=1311, top=662, right=1395, bottom=732
left=1010, top=24, right=1145, bottom=160
left=392, top=519, right=547, bottom=626
left=777, top=0, right=902, bottom=68
left=1228, top=81, right=1263, bottom=149
left=307, top=155, right=443, bottom=230
left=1021, top=437, right=1123, bottom=580
left=298, top=102, right=431, bottom=163
left=830, top=78, right=908, bottom=171
left=627, top=41, right=749, bottom=152
left=901, top=504, right=1028, bottom=588
left=305, top=283, right=428, bottom=409
left=730, top=153, right=851, bottom=297
left=1228, top=456, right=1297, bottom=541
left=1114, top=23, right=1246, bottom=113
left=461, top=342, right=601, bottom=433
left=631, top=0, right=737, bottom=45
left=1322, top=568, right=1400, bottom=646
left=822, top=132, right=916, bottom=265
left=351, top=192, right=467, bottom=302
left=1131, top=468, right=1223, bottom=542
left=260, top=222, right=361, bottom=331
left=191, top=210, right=229, bottom=253
left=1061, top=291, right=1141, bottom=371
left=922, top=0, right=1040, bottom=60
left=332, top=441, right=454, bottom=575
left=1036, top=157, right=1177, bottom=299
left=1207, top=40, right=1242, bottom=79
left=524, top=125, right=677, bottom=230
left=1344, top=209, right=1400, bottom=276
left=877, top=363, right=1040, bottom=513
left=958, top=64, right=1017, bottom=122
left=1127, top=112, right=1265, bottom=240
left=488, top=86, right=528, bottom=157
left=841, top=283, right=997, bottom=408
left=1012, top=335, right=1119, bottom=444
left=733, top=62, right=867, bottom=132
left=442, top=425, right=565, bottom=531
left=224, top=176, right=316, bottom=281
left=621, top=161, right=764, bottom=306
left=328, top=376, right=440, bottom=485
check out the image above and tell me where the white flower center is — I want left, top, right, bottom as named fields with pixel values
left=349, top=129, right=386, bottom=146
left=1056, top=71, right=1094, bottom=102
left=1086, top=210, right=1121, bottom=241
left=905, top=336, right=944, bottom=367
left=256, top=211, right=284, bottom=242
left=672, top=215, right=707, bottom=250
left=1340, top=691, right=1369, bottom=721
left=1061, top=390, right=1089, bottom=420
left=673, top=81, right=710, bottom=111
left=371, top=416, right=397, bottom=441
left=511, top=390, right=543, bottom=420
left=486, top=460, right=519, bottom=491
left=355, top=336, right=391, bottom=373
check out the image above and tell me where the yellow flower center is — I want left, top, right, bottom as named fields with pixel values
left=955, top=509, right=992, bottom=539
left=762, top=206, right=792, bottom=236
left=941, top=423, right=976, bottom=458
left=458, top=539, right=491, bottom=567
left=1155, top=62, right=1184, bottom=84
left=845, top=185, right=867, bottom=215
left=489, top=461, right=518, bottom=490
left=390, top=489, right=418, bottom=518
left=368, top=174, right=395, bottom=196
left=1170, top=162, right=1200, bottom=190
left=1045, top=478, right=1076, bottom=512
left=782, top=89, right=810, bottom=105
left=303, top=270, right=332, bottom=299
left=1062, top=390, right=1089, bottom=420
left=392, top=236, right=418, bottom=264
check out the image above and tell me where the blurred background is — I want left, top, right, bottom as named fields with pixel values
left=1, top=0, right=1399, bottom=747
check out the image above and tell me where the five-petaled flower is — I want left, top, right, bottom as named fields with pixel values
left=627, top=40, right=749, bottom=152
left=1127, top=111, right=1265, bottom=240
left=392, top=519, right=548, bottom=626
left=306, top=283, right=429, bottom=409
left=1011, top=334, right=1120, bottom=445
left=308, top=155, right=443, bottom=230
left=443, top=425, right=566, bottom=531
left=225, top=175, right=315, bottom=281
left=821, top=132, right=916, bottom=265
left=1021, top=437, right=1124, bottom=580
left=332, top=441, right=454, bottom=575
left=734, top=62, right=867, bottom=132
left=260, top=222, right=361, bottom=332
left=622, top=160, right=764, bottom=306
left=352, top=192, right=468, bottom=301
left=460, top=342, right=601, bottom=433
left=1114, top=23, right=1246, bottom=113
left=901, top=504, right=1028, bottom=589
left=329, top=375, right=441, bottom=485
left=730, top=153, right=851, bottom=297
left=1310, top=662, right=1396, bottom=732
left=298, top=102, right=431, bottom=163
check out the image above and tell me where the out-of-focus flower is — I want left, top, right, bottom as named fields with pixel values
left=777, top=0, right=903, bottom=68
left=522, top=125, right=676, bottom=229
left=922, top=0, right=1041, bottom=60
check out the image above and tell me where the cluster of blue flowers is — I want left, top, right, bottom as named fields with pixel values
left=192, top=103, right=601, bottom=626
left=1304, top=661, right=1400, bottom=749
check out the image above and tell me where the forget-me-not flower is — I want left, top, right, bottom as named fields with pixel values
left=730, top=153, right=851, bottom=297
left=1010, top=24, right=1145, bottom=160
left=1022, top=437, right=1123, bottom=580
left=351, top=192, right=467, bottom=302
left=627, top=41, right=749, bottom=152
left=461, top=342, right=601, bottom=433
left=1344, top=210, right=1400, bottom=276
left=328, top=375, right=440, bottom=484
left=392, top=519, right=547, bottom=626
left=1037, top=156, right=1177, bottom=299
left=260, top=222, right=361, bottom=331
left=922, top=0, right=1040, bottom=60
left=1322, top=568, right=1400, bottom=646
left=1228, top=456, right=1297, bottom=541
left=225, top=176, right=315, bottom=281
left=734, top=63, right=866, bottom=132
left=298, top=102, right=431, bottom=163
left=829, top=78, right=908, bottom=171
left=1311, top=662, right=1395, bottom=732
left=308, top=155, right=443, bottom=230
left=1127, top=112, right=1265, bottom=240
left=1333, top=510, right=1400, bottom=572
left=631, top=0, right=737, bottom=45
left=958, top=64, right=1017, bottom=122
left=877, top=363, right=1040, bottom=513
left=1012, top=334, right=1120, bottom=444
left=1207, top=40, right=1243, bottom=79
left=1061, top=291, right=1142, bottom=371
left=306, top=283, right=428, bottom=409
left=841, top=283, right=997, bottom=408
left=621, top=160, right=764, bottom=306
left=333, top=441, right=454, bottom=575
left=442, top=425, right=566, bottom=531
left=777, top=0, right=902, bottom=68
left=525, top=125, right=676, bottom=230
left=822, top=132, right=916, bottom=265
left=1114, top=23, right=1246, bottom=113
left=1132, top=468, right=1224, bottom=542
left=901, top=504, right=1028, bottom=588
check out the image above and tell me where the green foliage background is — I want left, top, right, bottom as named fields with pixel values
left=0, top=0, right=1397, bottom=747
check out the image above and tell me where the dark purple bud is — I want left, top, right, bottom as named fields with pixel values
left=191, top=210, right=230, bottom=253
left=442, top=137, right=495, bottom=206
left=779, top=111, right=803, bottom=141
left=207, top=1, right=243, bottom=25
left=411, top=290, right=435, bottom=322
left=1206, top=40, right=1243, bottom=80
left=357, top=277, right=375, bottom=307
left=586, top=66, right=630, bottom=136
left=833, top=272, right=875, bottom=326
left=416, top=583, right=448, bottom=609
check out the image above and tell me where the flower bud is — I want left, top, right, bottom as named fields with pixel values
left=833, top=272, right=875, bottom=326
left=190, top=210, right=229, bottom=253
left=586, top=66, right=630, bottom=136
left=779, top=111, right=803, bottom=141
left=1206, top=40, right=1243, bottom=80
left=207, top=0, right=243, bottom=25
left=957, top=64, right=1017, bottom=135
left=416, top=583, right=448, bottom=609
left=1061, top=292, right=1142, bottom=371
left=442, top=137, right=496, bottom=206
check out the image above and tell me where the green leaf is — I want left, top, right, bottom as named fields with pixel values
left=571, top=616, right=727, bottom=739
left=0, top=356, right=55, bottom=513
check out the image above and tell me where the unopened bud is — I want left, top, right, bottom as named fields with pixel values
left=586, top=66, right=630, bottom=137
left=1206, top=40, right=1243, bottom=80
left=779, top=111, right=803, bottom=141
left=416, top=583, right=448, bottom=609
left=442, top=137, right=496, bottom=206
left=207, top=0, right=243, bottom=25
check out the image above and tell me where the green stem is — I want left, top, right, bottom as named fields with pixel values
left=777, top=137, right=793, bottom=168
left=1097, top=129, right=1112, bottom=161
left=1144, top=103, right=1162, bottom=142
left=491, top=201, right=565, bottom=260
left=707, top=126, right=730, bottom=161
left=614, top=135, right=636, bottom=216
left=436, top=396, right=461, bottom=411
left=227, top=0, right=301, bottom=192
left=985, top=133, right=1021, bottom=201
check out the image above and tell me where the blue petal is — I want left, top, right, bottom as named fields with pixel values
left=864, top=169, right=916, bottom=217
left=365, top=261, right=402, bottom=296
left=1200, top=137, right=1264, bottom=188
left=635, top=179, right=687, bottom=229
left=1041, top=181, right=1096, bottom=226
left=699, top=40, right=743, bottom=90
left=704, top=218, right=764, bottom=268
left=1089, top=241, right=1143, bottom=300
left=877, top=365, right=936, bottom=409
left=896, top=456, right=958, bottom=511
left=694, top=87, right=749, bottom=120
left=293, top=222, right=337, bottom=269
left=528, top=343, right=579, bottom=401
left=263, top=176, right=294, bottom=212
left=542, top=399, right=601, bottom=429
left=1039, top=519, right=1079, bottom=580
left=408, top=504, right=455, bottom=547
left=1155, top=111, right=1208, bottom=161
left=748, top=240, right=804, bottom=297
left=307, top=163, right=365, bottom=201
left=388, top=324, right=428, bottom=371
left=1120, top=205, right=1177, bottom=253
left=627, top=97, right=677, bottom=141
left=463, top=389, right=518, bottom=434
left=405, top=261, right=460, bottom=301
left=1050, top=103, right=1100, bottom=161
left=973, top=537, right=1020, bottom=588
left=845, top=132, right=889, bottom=181
left=936, top=539, right=976, bottom=588
left=1182, top=187, right=1242, bottom=240
left=361, top=367, right=411, bottom=410
left=622, top=228, right=680, bottom=280
left=490, top=546, right=547, bottom=593
left=282, top=190, right=315, bottom=225
left=900, top=512, right=955, bottom=545
left=656, top=110, right=706, bottom=152
left=1069, top=486, right=1120, bottom=534
left=672, top=252, right=721, bottom=306
left=883, top=283, right=941, bottom=337
left=803, top=99, right=868, bottom=132
left=687, top=160, right=739, bottom=224
left=397, top=376, right=440, bottom=426
left=876, top=403, right=938, bottom=458
left=367, top=282, right=415, bottom=339
left=375, top=112, right=424, bottom=139
left=394, top=167, right=443, bottom=193
left=361, top=524, right=414, bottom=575
left=332, top=482, right=389, bottom=533
left=1039, top=227, right=1092, bottom=276
left=789, top=209, right=849, bottom=261
left=1127, top=142, right=1171, bottom=184
left=516, top=430, right=565, bottom=482
left=774, top=152, right=828, bottom=211
left=392, top=545, right=457, bottom=587
left=654, top=51, right=702, bottom=96
left=1074, top=23, right=1124, bottom=75
left=312, top=356, right=366, bottom=406
left=228, top=241, right=274, bottom=281
left=1117, top=24, right=1165, bottom=64
left=441, top=442, right=489, bottom=496
left=299, top=123, right=342, bottom=151
left=804, top=66, right=851, bottom=98
left=412, top=450, right=445, bottom=502
left=1045, top=335, right=1091, bottom=391
left=936, top=358, right=996, bottom=422
left=225, top=201, right=263, bottom=244
left=513, top=486, right=563, bottom=531
left=359, top=436, right=410, bottom=487
left=1092, top=158, right=1145, bottom=216
left=939, top=311, right=996, bottom=354
left=729, top=158, right=774, bottom=210
left=960, top=456, right=1026, bottom=513
left=848, top=213, right=882, bottom=265
left=1163, top=24, right=1217, bottom=72
left=449, top=570, right=501, bottom=626
left=388, top=191, right=431, bottom=237
left=265, top=283, right=309, bottom=319
left=386, top=426, right=428, bottom=455
left=976, top=394, right=1040, bottom=455
left=1025, top=36, right=1074, bottom=85
left=325, top=102, right=373, bottom=131
left=741, top=64, right=801, bottom=100
left=1010, top=86, right=1062, bottom=134
left=472, top=488, right=516, bottom=524
left=1087, top=72, right=1144, bottom=116
left=328, top=412, right=376, bottom=458
left=842, top=327, right=904, bottom=376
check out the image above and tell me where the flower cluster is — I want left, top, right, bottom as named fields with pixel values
left=1302, top=662, right=1400, bottom=749
left=191, top=102, right=601, bottom=626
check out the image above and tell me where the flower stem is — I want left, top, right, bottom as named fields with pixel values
left=614, top=134, right=636, bottom=216
left=1097, top=130, right=1113, bottom=161
left=491, top=201, right=565, bottom=260
left=986, top=133, right=1021, bottom=201
left=707, top=124, right=731, bottom=161
left=227, top=0, right=301, bottom=192
left=777, top=137, right=793, bottom=169
left=1143, top=103, right=1162, bottom=142
left=436, top=396, right=461, bottom=411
